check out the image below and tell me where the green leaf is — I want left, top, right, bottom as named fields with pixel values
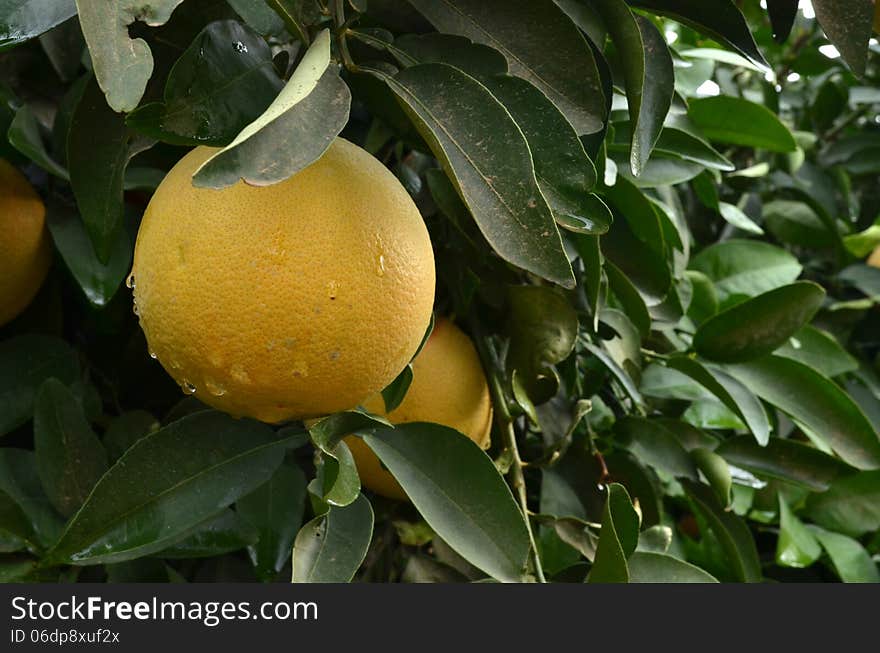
left=627, top=551, right=718, bottom=582
left=291, top=493, right=373, bottom=583
left=613, top=152, right=704, bottom=187
left=806, top=471, right=880, bottom=537
left=615, top=417, right=699, bottom=480
left=764, top=199, right=834, bottom=250
left=157, top=509, right=258, bottom=559
left=33, top=379, right=108, bottom=518
left=237, top=462, right=307, bottom=580
left=126, top=19, right=283, bottom=147
left=725, top=357, right=880, bottom=470
left=308, top=408, right=391, bottom=453
left=605, top=261, right=650, bottom=337
left=718, top=202, right=763, bottom=235
left=628, top=0, right=767, bottom=66
left=310, top=440, right=361, bottom=507
left=74, top=0, right=185, bottom=112
left=588, top=484, right=639, bottom=583
left=811, top=0, right=873, bottom=77
left=688, top=97, right=796, bottom=152
left=808, top=525, right=880, bottom=583
left=594, top=1, right=673, bottom=175
left=193, top=30, right=351, bottom=188
left=46, top=198, right=132, bottom=307
left=716, top=436, right=851, bottom=492
left=0, top=449, right=65, bottom=548
left=7, top=105, right=69, bottom=179
left=690, top=239, right=802, bottom=301
left=693, top=282, right=825, bottom=363
left=407, top=0, right=606, bottom=134
left=363, top=423, right=530, bottom=582
left=370, top=62, right=573, bottom=287
left=775, top=325, right=859, bottom=378
left=686, top=269, right=719, bottom=324
left=776, top=495, right=821, bottom=568
left=506, top=286, right=579, bottom=404
left=102, top=410, right=159, bottom=462
left=227, top=0, right=287, bottom=36
left=0, top=0, right=77, bottom=50
left=46, top=411, right=291, bottom=565
left=653, top=127, right=735, bottom=171
left=265, top=0, right=322, bottom=44
left=381, top=364, right=413, bottom=413
left=67, top=76, right=147, bottom=264
left=0, top=335, right=79, bottom=437
left=682, top=479, right=762, bottom=582
left=666, top=357, right=771, bottom=445
left=0, top=489, right=37, bottom=552
left=766, top=0, right=799, bottom=43
left=692, top=448, right=731, bottom=508
left=584, top=341, right=645, bottom=409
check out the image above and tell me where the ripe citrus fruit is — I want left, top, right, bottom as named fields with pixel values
left=346, top=318, right=493, bottom=500
left=869, top=245, right=880, bottom=268
left=0, top=159, right=51, bottom=327
left=130, top=138, right=436, bottom=422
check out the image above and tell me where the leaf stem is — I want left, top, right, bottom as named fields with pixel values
left=333, top=0, right=359, bottom=72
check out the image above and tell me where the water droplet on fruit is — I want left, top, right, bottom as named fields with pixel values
left=182, top=380, right=196, bottom=395
left=327, top=280, right=339, bottom=300
left=376, top=254, right=386, bottom=277
left=234, top=41, right=248, bottom=53
left=126, top=273, right=136, bottom=289
left=204, top=378, right=227, bottom=397
left=148, top=350, right=158, bottom=360
left=132, top=302, right=140, bottom=316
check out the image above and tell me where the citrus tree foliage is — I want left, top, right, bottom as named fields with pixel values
left=1, top=0, right=880, bottom=583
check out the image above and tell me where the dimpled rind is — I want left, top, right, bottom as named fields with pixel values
left=131, top=137, right=436, bottom=422
left=0, top=160, right=51, bottom=327
left=346, top=318, right=493, bottom=500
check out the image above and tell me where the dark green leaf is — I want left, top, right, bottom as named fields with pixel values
left=693, top=282, right=825, bottom=363
left=615, top=417, right=699, bottom=480
left=34, top=379, right=108, bottom=517
left=627, top=551, right=718, bottom=582
left=102, top=410, right=159, bottom=462
left=775, top=325, right=859, bottom=378
left=311, top=440, right=361, bottom=507
left=227, top=0, right=287, bottom=36
left=158, top=509, right=258, bottom=559
left=0, top=489, right=37, bottom=552
left=381, top=364, right=413, bottom=413
left=371, top=62, right=574, bottom=287
left=726, top=357, right=880, bottom=470
left=266, top=0, right=322, bottom=44
left=692, top=448, right=731, bottom=508
left=808, top=525, right=880, bottom=583
left=682, top=479, right=762, bottom=582
left=237, top=462, right=307, bottom=580
left=0, top=0, right=77, bottom=50
left=291, top=493, right=373, bottom=582
left=0, top=335, right=79, bottom=437
left=363, top=423, right=529, bottom=582
left=407, top=0, right=606, bottom=134
left=688, top=96, right=797, bottom=152
left=75, top=0, right=185, bottom=112
left=308, top=409, right=390, bottom=453
left=594, top=1, right=673, bottom=175
left=126, top=20, right=283, bottom=146
left=716, top=436, right=852, bottom=492
left=613, top=152, right=704, bottom=187
left=812, top=0, right=873, bottom=77
left=767, top=0, right=799, bottom=43
left=689, top=239, right=802, bottom=301
left=806, top=471, right=880, bottom=537
left=0, top=449, right=65, bottom=548
left=605, top=261, right=650, bottom=337
left=193, top=31, right=351, bottom=188
left=46, top=411, right=290, bottom=565
left=7, top=105, right=68, bottom=178
left=667, top=357, right=771, bottom=445
left=776, top=495, right=821, bottom=568
left=588, top=484, right=639, bottom=583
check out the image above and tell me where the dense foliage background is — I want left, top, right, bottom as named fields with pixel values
left=1, top=0, right=880, bottom=583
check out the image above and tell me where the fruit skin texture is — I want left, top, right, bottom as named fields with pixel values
left=869, top=245, right=880, bottom=268
left=131, top=137, right=436, bottom=422
left=0, top=160, right=51, bottom=327
left=346, top=318, right=493, bottom=500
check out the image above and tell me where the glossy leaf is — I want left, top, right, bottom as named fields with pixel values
left=371, top=62, right=573, bottom=287
left=126, top=20, right=283, bottom=147
left=806, top=471, right=880, bottom=537
left=776, top=496, right=821, bottom=568
left=7, top=104, right=68, bottom=178
left=193, top=30, right=351, bottom=188
left=808, top=525, right=880, bottom=583
left=0, top=449, right=64, bottom=549
left=627, top=552, right=718, bottom=583
left=407, top=0, right=606, bottom=134
left=689, top=239, right=802, bottom=301
left=33, top=379, right=108, bottom=518
left=615, top=417, right=699, bottom=480
left=0, top=0, right=76, bottom=51
left=291, top=493, right=373, bottom=583
left=688, top=97, right=797, bottom=152
left=716, top=436, right=851, bottom=492
left=46, top=411, right=291, bottom=565
left=718, top=202, right=763, bottom=235
left=775, top=325, right=859, bottom=378
left=158, top=509, right=258, bottom=559
left=588, top=484, right=639, bottom=583
left=363, top=423, right=529, bottom=582
left=693, top=282, right=825, bottom=363
left=811, top=0, right=873, bottom=77
left=237, top=462, right=307, bottom=580
left=75, top=0, right=185, bottom=112
left=766, top=0, right=799, bottom=43
left=0, top=335, right=79, bottom=437
left=692, top=448, right=731, bottom=508
left=726, top=357, right=880, bottom=470
left=102, top=410, right=159, bottom=462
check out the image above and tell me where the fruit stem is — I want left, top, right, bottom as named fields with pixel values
left=471, top=321, right=546, bottom=583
